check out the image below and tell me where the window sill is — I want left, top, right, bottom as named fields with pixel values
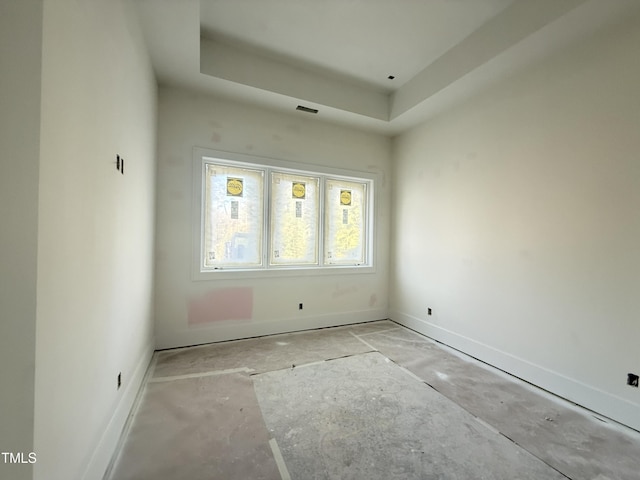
left=192, top=264, right=376, bottom=281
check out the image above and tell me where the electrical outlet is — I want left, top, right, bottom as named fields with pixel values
left=117, top=372, right=122, bottom=390
left=116, top=154, right=125, bottom=174
left=427, top=307, right=432, bottom=316
left=628, top=373, right=639, bottom=387
left=299, top=303, right=303, bottom=310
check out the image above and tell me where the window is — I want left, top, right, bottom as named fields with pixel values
left=270, top=172, right=320, bottom=266
left=194, top=149, right=375, bottom=275
left=203, top=163, right=264, bottom=268
left=324, top=178, right=367, bottom=265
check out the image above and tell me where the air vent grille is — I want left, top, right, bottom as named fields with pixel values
left=296, top=105, right=318, bottom=114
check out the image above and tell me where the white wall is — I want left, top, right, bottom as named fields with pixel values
left=34, top=1, right=157, bottom=479
left=154, top=88, right=391, bottom=349
left=0, top=1, right=42, bottom=479
left=390, top=13, right=640, bottom=430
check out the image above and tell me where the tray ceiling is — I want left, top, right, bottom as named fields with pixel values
left=134, top=0, right=640, bottom=134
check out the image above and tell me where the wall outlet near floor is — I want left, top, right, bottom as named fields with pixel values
left=117, top=372, right=122, bottom=390
left=627, top=373, right=639, bottom=387
left=427, top=307, right=432, bottom=316
left=298, top=303, right=303, bottom=310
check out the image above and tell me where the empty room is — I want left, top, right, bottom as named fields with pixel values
left=2, top=1, right=640, bottom=479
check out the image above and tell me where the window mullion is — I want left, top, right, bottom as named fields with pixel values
left=263, top=167, right=272, bottom=269
left=318, top=176, right=326, bottom=267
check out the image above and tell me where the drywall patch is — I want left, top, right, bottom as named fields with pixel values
left=332, top=284, right=358, bottom=298
left=369, top=293, right=378, bottom=307
left=168, top=190, right=184, bottom=201
left=165, top=154, right=184, bottom=166
left=519, top=249, right=531, bottom=260
left=188, top=287, right=253, bottom=325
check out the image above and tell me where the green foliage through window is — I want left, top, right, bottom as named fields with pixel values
left=200, top=155, right=373, bottom=271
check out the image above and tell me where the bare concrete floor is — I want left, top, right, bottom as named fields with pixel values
left=106, top=321, right=640, bottom=480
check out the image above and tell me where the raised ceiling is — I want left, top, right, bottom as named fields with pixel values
left=134, top=0, right=640, bottom=135
left=199, top=0, right=513, bottom=92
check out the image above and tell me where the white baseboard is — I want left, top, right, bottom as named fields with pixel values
left=81, top=341, right=154, bottom=480
left=390, top=310, right=640, bottom=432
left=156, top=308, right=389, bottom=350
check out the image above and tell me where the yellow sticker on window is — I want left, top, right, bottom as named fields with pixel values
left=292, top=182, right=306, bottom=199
left=340, top=190, right=352, bottom=206
left=227, top=177, right=243, bottom=197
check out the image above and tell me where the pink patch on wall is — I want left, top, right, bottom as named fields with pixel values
left=188, top=287, right=253, bottom=325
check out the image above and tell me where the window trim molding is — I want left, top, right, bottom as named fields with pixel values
left=191, top=147, right=378, bottom=280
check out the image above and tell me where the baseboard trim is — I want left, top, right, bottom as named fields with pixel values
left=81, top=341, right=154, bottom=480
left=156, top=309, right=389, bottom=350
left=390, top=310, right=640, bottom=432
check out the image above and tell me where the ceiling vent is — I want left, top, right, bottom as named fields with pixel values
left=296, top=105, right=318, bottom=114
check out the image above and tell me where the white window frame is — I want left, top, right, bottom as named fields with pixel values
left=192, top=147, right=377, bottom=279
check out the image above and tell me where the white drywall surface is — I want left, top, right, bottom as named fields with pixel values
left=34, top=1, right=157, bottom=479
left=154, top=88, right=391, bottom=349
left=390, top=12, right=640, bottom=430
left=0, top=1, right=43, bottom=479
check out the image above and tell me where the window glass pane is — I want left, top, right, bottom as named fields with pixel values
left=203, top=163, right=264, bottom=268
left=324, top=178, right=367, bottom=265
left=270, top=172, right=320, bottom=265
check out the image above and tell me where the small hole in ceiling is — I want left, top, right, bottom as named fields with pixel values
left=388, top=75, right=395, bottom=80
